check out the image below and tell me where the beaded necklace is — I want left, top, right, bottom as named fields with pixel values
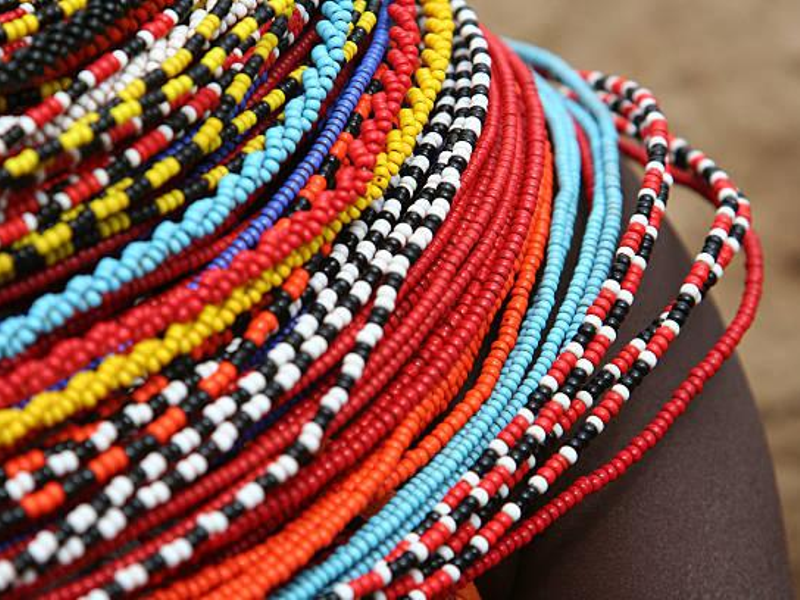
left=328, top=30, right=753, bottom=600
left=0, top=0, right=391, bottom=571
left=0, top=0, right=763, bottom=597
left=290, top=23, right=624, bottom=598
left=0, top=0, right=373, bottom=448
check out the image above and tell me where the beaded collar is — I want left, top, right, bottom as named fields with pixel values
left=0, top=0, right=761, bottom=597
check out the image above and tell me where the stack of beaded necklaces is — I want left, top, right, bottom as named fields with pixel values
left=0, top=0, right=762, bottom=598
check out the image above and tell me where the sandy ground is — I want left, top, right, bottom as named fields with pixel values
left=470, top=0, right=800, bottom=589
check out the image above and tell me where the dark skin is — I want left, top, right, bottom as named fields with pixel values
left=474, top=165, right=793, bottom=599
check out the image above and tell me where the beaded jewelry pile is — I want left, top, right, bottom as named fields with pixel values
left=0, top=0, right=762, bottom=598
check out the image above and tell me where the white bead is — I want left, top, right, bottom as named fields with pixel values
left=663, top=319, right=681, bottom=335
left=212, top=422, right=238, bottom=452
left=497, top=456, right=517, bottom=474
left=160, top=544, right=181, bottom=568
left=6, top=472, right=33, bottom=500
left=277, top=455, right=299, bottom=478
left=359, top=322, right=385, bottom=348
left=189, top=453, right=208, bottom=475
left=295, top=314, right=319, bottom=339
left=408, top=541, right=429, bottom=562
left=433, top=502, right=451, bottom=515
left=527, top=424, right=547, bottom=444
left=696, top=252, right=715, bottom=267
left=242, top=394, right=271, bottom=422
left=374, top=560, right=392, bottom=585
left=529, top=474, right=549, bottom=494
left=268, top=341, right=295, bottom=364
left=350, top=280, right=372, bottom=304
left=584, top=314, right=603, bottom=330
left=586, top=415, right=605, bottom=434
left=462, top=471, right=480, bottom=486
left=236, top=482, right=265, bottom=509
left=18, top=115, right=36, bottom=135
left=387, top=254, right=410, bottom=277
left=106, top=476, right=134, bottom=506
left=173, top=538, right=192, bottom=561
left=21, top=212, right=38, bottom=231
left=317, top=288, right=337, bottom=311
left=173, top=429, right=201, bottom=454
left=540, top=374, right=558, bottom=392
left=470, top=534, right=490, bottom=555
left=298, top=432, right=323, bottom=454
left=341, top=354, right=365, bottom=380
left=488, top=439, right=508, bottom=456
left=599, top=325, right=617, bottom=343
left=612, top=384, right=631, bottom=402
left=440, top=515, right=457, bottom=534
left=176, top=458, right=198, bottom=483
left=560, top=445, right=579, bottom=465
left=141, top=452, right=168, bottom=480
left=117, top=563, right=148, bottom=591
left=442, top=564, right=461, bottom=582
left=90, top=422, right=117, bottom=452
left=639, top=349, right=658, bottom=369
left=195, top=361, right=218, bottom=379
left=162, top=380, right=188, bottom=404
left=274, top=363, right=302, bottom=391
left=136, top=487, right=157, bottom=509
left=151, top=481, right=171, bottom=504
left=300, top=335, right=328, bottom=359
left=239, top=371, right=267, bottom=394
left=29, top=530, right=58, bottom=564
left=518, top=407, right=535, bottom=424
left=78, top=70, right=97, bottom=88
left=602, top=279, right=621, bottom=296
left=355, top=240, right=376, bottom=261
left=434, top=543, right=455, bottom=566
left=565, top=341, right=584, bottom=358
left=0, top=560, right=14, bottom=590
left=320, top=386, right=348, bottom=412
left=218, top=395, right=237, bottom=418
left=137, top=29, right=156, bottom=47
left=197, top=511, right=229, bottom=535
left=576, top=390, right=594, bottom=408
left=124, top=148, right=142, bottom=168
left=97, top=513, right=121, bottom=540
left=618, top=289, right=635, bottom=305
left=203, top=404, right=225, bottom=425
left=67, top=504, right=97, bottom=534
left=628, top=337, right=647, bottom=352
left=502, top=502, right=522, bottom=522
left=469, top=487, right=489, bottom=507
left=552, top=392, right=571, bottom=410
left=372, top=218, right=392, bottom=237
left=60, top=536, right=85, bottom=563
left=332, top=583, right=355, bottom=600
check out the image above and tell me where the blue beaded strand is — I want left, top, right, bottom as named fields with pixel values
left=278, top=60, right=618, bottom=598
left=209, top=0, right=390, bottom=270
left=0, top=0, right=356, bottom=360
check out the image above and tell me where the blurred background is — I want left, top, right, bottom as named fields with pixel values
left=471, top=0, right=800, bottom=588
